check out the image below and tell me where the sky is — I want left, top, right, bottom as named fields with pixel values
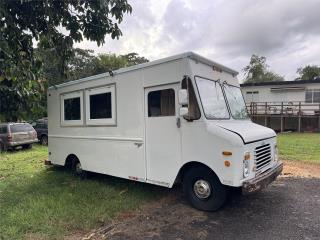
left=75, top=0, right=320, bottom=82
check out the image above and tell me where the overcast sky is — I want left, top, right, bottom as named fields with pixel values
left=75, top=0, right=320, bottom=82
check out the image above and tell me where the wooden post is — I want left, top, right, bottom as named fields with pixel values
left=264, top=116, right=267, bottom=127
left=264, top=102, right=267, bottom=127
left=298, top=102, right=301, bottom=132
left=280, top=102, right=284, bottom=132
left=318, top=103, right=320, bottom=132
left=265, top=102, right=268, bottom=114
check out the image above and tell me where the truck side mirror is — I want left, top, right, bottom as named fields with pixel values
left=179, top=107, right=189, bottom=116
left=178, top=89, right=188, bottom=105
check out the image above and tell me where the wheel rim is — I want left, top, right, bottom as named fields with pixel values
left=193, top=179, right=211, bottom=199
left=75, top=162, right=82, bottom=174
left=42, top=137, right=48, bottom=145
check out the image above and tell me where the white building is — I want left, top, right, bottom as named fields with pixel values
left=240, top=79, right=320, bottom=104
left=240, top=79, right=320, bottom=132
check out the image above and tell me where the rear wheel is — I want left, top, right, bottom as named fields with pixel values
left=183, top=166, right=227, bottom=211
left=40, top=135, right=48, bottom=145
left=22, top=144, right=32, bottom=150
left=0, top=142, right=5, bottom=153
left=71, top=156, right=87, bottom=179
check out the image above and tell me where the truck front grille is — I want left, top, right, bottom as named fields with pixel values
left=254, top=144, right=272, bottom=171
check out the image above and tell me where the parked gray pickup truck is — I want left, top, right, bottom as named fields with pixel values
left=0, top=123, right=38, bottom=152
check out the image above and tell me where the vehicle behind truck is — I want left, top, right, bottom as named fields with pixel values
left=0, top=123, right=38, bottom=152
left=47, top=52, right=283, bottom=211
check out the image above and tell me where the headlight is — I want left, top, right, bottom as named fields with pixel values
left=243, top=152, right=250, bottom=178
left=274, top=145, right=279, bottom=162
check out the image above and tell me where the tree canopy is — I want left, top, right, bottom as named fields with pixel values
left=296, top=65, right=320, bottom=80
left=0, top=49, right=148, bottom=122
left=243, top=54, right=284, bottom=83
left=0, top=0, right=132, bottom=122
left=40, top=49, right=149, bottom=86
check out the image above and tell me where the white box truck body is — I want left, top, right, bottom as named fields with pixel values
left=47, top=52, right=283, bottom=211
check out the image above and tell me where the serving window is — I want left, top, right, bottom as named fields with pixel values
left=85, top=85, right=116, bottom=125
left=61, top=91, right=84, bottom=126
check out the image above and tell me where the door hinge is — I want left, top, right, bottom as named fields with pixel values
left=176, top=117, right=181, bottom=128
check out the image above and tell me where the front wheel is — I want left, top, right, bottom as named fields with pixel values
left=40, top=135, right=48, bottom=145
left=183, top=166, right=227, bottom=211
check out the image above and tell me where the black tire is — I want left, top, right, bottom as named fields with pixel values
left=40, top=135, right=48, bottom=146
left=71, top=156, right=87, bottom=179
left=0, top=142, right=5, bottom=153
left=183, top=166, right=227, bottom=211
left=22, top=144, right=32, bottom=150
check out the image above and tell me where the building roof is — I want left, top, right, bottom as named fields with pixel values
left=240, top=78, right=320, bottom=87
left=49, top=52, right=239, bottom=90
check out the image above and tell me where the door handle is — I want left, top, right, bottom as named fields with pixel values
left=134, top=142, right=143, bottom=147
left=176, top=117, right=181, bottom=128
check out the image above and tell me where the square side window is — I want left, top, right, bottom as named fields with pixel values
left=64, top=97, right=81, bottom=120
left=90, top=92, right=112, bottom=119
left=60, top=91, right=83, bottom=126
left=85, top=85, right=116, bottom=125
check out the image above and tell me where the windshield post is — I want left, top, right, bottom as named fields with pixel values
left=222, top=83, right=249, bottom=119
left=194, top=76, right=230, bottom=119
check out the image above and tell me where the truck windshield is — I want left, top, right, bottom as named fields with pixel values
left=223, top=84, right=249, bottom=119
left=195, top=77, right=229, bottom=119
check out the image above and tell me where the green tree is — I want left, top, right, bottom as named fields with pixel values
left=29, top=50, right=148, bottom=121
left=243, top=54, right=284, bottom=83
left=65, top=52, right=149, bottom=82
left=37, top=47, right=98, bottom=85
left=122, top=52, right=149, bottom=66
left=296, top=65, right=320, bottom=80
left=0, top=0, right=132, bottom=121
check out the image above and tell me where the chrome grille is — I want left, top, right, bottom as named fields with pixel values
left=254, top=144, right=272, bottom=171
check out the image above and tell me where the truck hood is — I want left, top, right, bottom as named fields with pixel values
left=215, top=120, right=276, bottom=144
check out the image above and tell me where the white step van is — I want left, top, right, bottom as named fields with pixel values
left=47, top=52, right=283, bottom=211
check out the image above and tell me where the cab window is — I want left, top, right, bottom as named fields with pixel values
left=148, top=89, right=175, bottom=117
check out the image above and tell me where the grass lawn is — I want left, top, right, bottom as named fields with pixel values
left=278, top=133, right=320, bottom=164
left=0, top=145, right=165, bottom=240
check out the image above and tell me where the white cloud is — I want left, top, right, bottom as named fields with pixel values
left=74, top=0, right=320, bottom=81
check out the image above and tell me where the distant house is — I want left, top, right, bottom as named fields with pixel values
left=240, top=78, right=320, bottom=132
left=240, top=78, right=320, bottom=104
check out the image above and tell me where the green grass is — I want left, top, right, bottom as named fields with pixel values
left=278, top=133, right=320, bottom=164
left=1, top=134, right=318, bottom=239
left=0, top=145, right=165, bottom=240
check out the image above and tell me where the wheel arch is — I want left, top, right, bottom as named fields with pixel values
left=174, top=161, right=221, bottom=185
left=65, top=154, right=79, bottom=168
left=40, top=133, right=48, bottom=138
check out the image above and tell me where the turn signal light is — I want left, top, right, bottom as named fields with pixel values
left=224, top=161, right=231, bottom=167
left=222, top=151, right=232, bottom=156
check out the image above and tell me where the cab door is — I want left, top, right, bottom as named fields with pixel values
left=145, top=84, right=181, bottom=186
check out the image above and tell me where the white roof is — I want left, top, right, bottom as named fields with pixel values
left=49, top=52, right=238, bottom=90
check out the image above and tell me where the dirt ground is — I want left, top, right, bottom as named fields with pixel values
left=80, top=161, right=320, bottom=240
left=281, top=160, right=320, bottom=178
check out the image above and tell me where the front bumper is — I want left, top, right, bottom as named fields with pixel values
left=242, top=162, right=283, bottom=195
